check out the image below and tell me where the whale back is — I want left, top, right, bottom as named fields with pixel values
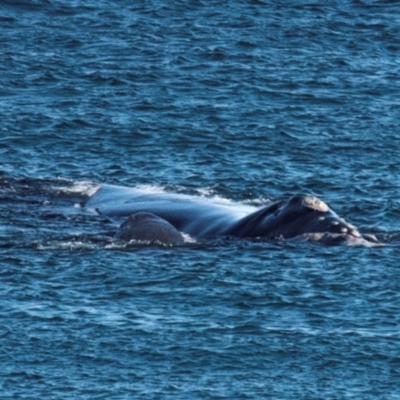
left=85, top=184, right=255, bottom=236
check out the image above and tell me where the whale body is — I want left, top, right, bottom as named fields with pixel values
left=86, top=184, right=378, bottom=245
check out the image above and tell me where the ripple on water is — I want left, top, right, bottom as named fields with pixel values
left=1, top=0, right=400, bottom=398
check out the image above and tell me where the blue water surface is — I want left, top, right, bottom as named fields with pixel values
left=1, top=1, right=400, bottom=398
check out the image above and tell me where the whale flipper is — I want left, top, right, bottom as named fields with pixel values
left=115, top=212, right=184, bottom=246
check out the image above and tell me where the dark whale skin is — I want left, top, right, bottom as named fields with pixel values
left=115, top=212, right=184, bottom=245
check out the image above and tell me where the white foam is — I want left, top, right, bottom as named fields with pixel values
left=243, top=197, right=273, bottom=206
left=182, top=233, right=196, bottom=243
left=194, top=187, right=215, bottom=197
left=134, top=184, right=167, bottom=194
left=35, top=241, right=99, bottom=251
left=55, top=180, right=100, bottom=197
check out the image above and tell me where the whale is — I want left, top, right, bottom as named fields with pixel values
left=85, top=184, right=378, bottom=245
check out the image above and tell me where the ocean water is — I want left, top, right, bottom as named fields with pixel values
left=1, top=1, right=400, bottom=398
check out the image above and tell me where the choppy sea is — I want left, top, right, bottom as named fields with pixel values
left=1, top=1, right=400, bottom=398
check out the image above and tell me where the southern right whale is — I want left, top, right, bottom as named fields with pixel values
left=86, top=185, right=378, bottom=245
